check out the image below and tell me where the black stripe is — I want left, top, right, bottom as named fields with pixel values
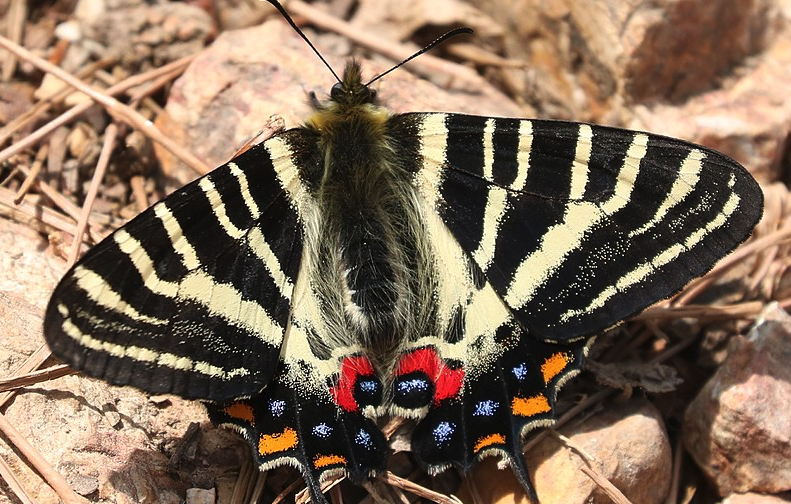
left=164, top=182, right=238, bottom=267
left=440, top=114, right=489, bottom=255
left=490, top=118, right=521, bottom=188
left=583, top=126, right=633, bottom=201
left=523, top=120, right=577, bottom=200
left=207, top=165, right=254, bottom=232
left=75, top=238, right=182, bottom=320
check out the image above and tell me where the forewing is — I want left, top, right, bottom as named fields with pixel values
left=44, top=130, right=315, bottom=401
left=407, top=112, right=763, bottom=342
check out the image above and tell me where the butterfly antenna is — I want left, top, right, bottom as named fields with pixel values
left=265, top=0, right=342, bottom=83
left=366, top=27, right=474, bottom=86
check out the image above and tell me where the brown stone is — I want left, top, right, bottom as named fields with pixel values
left=684, top=304, right=791, bottom=496
left=471, top=0, right=777, bottom=117
left=721, top=492, right=791, bottom=504
left=466, top=0, right=785, bottom=183
left=0, top=216, right=246, bottom=503
left=626, top=30, right=791, bottom=184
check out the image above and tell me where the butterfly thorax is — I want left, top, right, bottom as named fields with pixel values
left=301, top=62, right=437, bottom=369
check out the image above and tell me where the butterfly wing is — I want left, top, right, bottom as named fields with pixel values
left=206, top=352, right=388, bottom=504
left=44, top=130, right=310, bottom=401
left=391, top=112, right=762, bottom=494
left=409, top=112, right=762, bottom=342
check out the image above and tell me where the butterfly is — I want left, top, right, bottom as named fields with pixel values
left=44, top=1, right=763, bottom=502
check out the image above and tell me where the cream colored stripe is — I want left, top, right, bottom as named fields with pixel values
left=110, top=229, right=283, bottom=345
left=265, top=136, right=312, bottom=215
left=601, top=134, right=646, bottom=214
left=58, top=303, right=252, bottom=380
left=559, top=176, right=741, bottom=324
left=247, top=227, right=294, bottom=300
left=482, top=118, right=496, bottom=179
left=472, top=119, right=506, bottom=270
left=228, top=162, right=261, bottom=217
left=177, top=272, right=283, bottom=345
left=570, top=125, right=593, bottom=200
left=465, top=282, right=511, bottom=340
left=418, top=113, right=449, bottom=166
left=472, top=187, right=507, bottom=271
left=511, top=121, right=532, bottom=192
left=154, top=202, right=200, bottom=271
left=199, top=177, right=244, bottom=239
left=414, top=113, right=449, bottom=208
left=629, top=149, right=704, bottom=237
left=72, top=266, right=167, bottom=325
left=114, top=229, right=179, bottom=297
left=505, top=133, right=649, bottom=309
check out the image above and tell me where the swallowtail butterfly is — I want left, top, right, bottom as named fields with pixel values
left=44, top=2, right=763, bottom=502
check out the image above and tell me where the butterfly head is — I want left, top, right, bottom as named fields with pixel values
left=306, top=60, right=389, bottom=134
left=329, top=60, right=378, bottom=107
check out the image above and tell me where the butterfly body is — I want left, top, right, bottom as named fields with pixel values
left=300, top=62, right=435, bottom=370
left=45, top=55, right=763, bottom=503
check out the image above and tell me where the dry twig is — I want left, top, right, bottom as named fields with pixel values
left=0, top=36, right=206, bottom=173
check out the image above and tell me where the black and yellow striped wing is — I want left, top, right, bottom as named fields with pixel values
left=388, top=112, right=762, bottom=495
left=408, top=113, right=761, bottom=341
left=44, top=136, right=308, bottom=401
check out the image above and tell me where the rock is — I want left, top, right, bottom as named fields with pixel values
left=628, top=31, right=791, bottom=183
left=470, top=0, right=784, bottom=183
left=86, top=2, right=214, bottom=69
left=186, top=487, right=216, bottom=504
left=684, top=303, right=791, bottom=496
left=459, top=397, right=671, bottom=504
left=721, top=491, right=791, bottom=504
left=351, top=0, right=502, bottom=42
left=472, top=0, right=777, bottom=118
left=153, top=19, right=520, bottom=184
left=0, top=216, right=246, bottom=503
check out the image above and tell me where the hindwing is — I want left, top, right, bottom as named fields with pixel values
left=207, top=356, right=388, bottom=504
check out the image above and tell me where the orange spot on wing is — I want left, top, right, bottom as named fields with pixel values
left=313, top=454, right=347, bottom=469
left=224, top=402, right=254, bottom=424
left=511, top=394, right=551, bottom=417
left=473, top=433, right=506, bottom=453
left=541, top=352, right=571, bottom=383
left=258, top=427, right=298, bottom=456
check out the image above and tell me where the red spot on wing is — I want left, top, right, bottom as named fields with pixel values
left=395, top=347, right=438, bottom=375
left=395, top=347, right=464, bottom=405
left=435, top=365, right=464, bottom=402
left=330, top=355, right=375, bottom=413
